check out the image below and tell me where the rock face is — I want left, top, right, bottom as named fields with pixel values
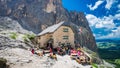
left=0, top=0, right=97, bottom=51
left=0, top=17, right=32, bottom=33
left=0, top=17, right=34, bottom=50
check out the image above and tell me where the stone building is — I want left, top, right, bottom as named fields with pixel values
left=36, top=21, right=75, bottom=49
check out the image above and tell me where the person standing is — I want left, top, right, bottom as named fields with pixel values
left=50, top=48, right=52, bottom=53
left=31, top=48, right=35, bottom=54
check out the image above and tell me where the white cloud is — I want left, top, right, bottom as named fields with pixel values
left=87, top=1, right=104, bottom=10
left=96, top=15, right=115, bottom=29
left=105, top=0, right=116, bottom=10
left=117, top=4, right=120, bottom=13
left=86, top=13, right=120, bottom=39
left=98, top=26, right=120, bottom=39
left=118, top=4, right=120, bottom=9
left=86, top=14, right=98, bottom=26
left=117, top=10, right=120, bottom=13
left=93, top=33, right=96, bottom=37
left=86, top=14, right=115, bottom=29
left=114, top=14, right=120, bottom=20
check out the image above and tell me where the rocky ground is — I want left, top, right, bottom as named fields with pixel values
left=0, top=47, right=115, bottom=68
left=0, top=48, right=92, bottom=68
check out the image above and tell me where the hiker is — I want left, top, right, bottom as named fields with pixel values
left=77, top=47, right=81, bottom=51
left=65, top=46, right=69, bottom=54
left=38, top=52, right=43, bottom=56
left=77, top=50, right=81, bottom=57
left=49, top=52, right=53, bottom=56
left=58, top=48, right=63, bottom=55
left=62, top=48, right=66, bottom=55
left=58, top=48, right=65, bottom=55
left=80, top=55, right=86, bottom=64
left=76, top=57, right=81, bottom=64
left=43, top=50, right=45, bottom=56
left=50, top=48, right=52, bottom=53
left=53, top=53, right=57, bottom=60
left=68, top=48, right=71, bottom=55
left=57, top=47, right=60, bottom=53
left=80, top=51, right=84, bottom=56
left=70, top=49, right=73, bottom=55
left=71, top=49, right=77, bottom=55
left=49, top=52, right=57, bottom=60
left=31, top=48, right=35, bottom=54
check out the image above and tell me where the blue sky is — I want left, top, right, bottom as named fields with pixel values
left=62, top=0, right=120, bottom=39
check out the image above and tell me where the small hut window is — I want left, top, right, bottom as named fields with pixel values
left=63, top=28, right=69, bottom=32
left=63, top=36, right=69, bottom=39
left=39, top=37, right=41, bottom=39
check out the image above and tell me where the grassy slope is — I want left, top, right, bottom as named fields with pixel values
left=97, top=41, right=120, bottom=68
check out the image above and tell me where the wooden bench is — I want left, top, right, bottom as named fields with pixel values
left=44, top=50, right=50, bottom=54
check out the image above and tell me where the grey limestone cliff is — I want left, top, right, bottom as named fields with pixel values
left=0, top=0, right=97, bottom=51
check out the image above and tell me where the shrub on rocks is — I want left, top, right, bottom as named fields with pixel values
left=0, top=58, right=9, bottom=68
